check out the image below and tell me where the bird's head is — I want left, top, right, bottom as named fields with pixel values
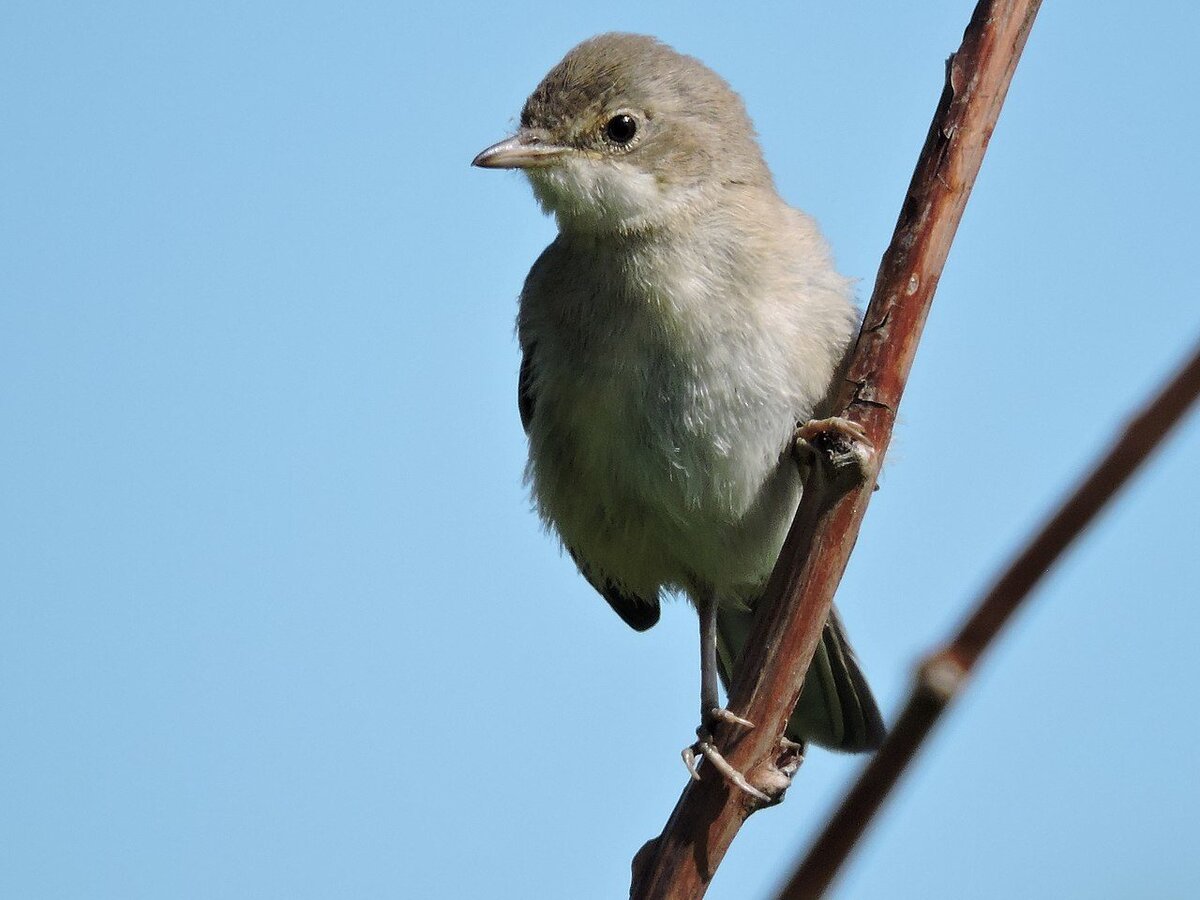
left=473, top=33, right=772, bottom=234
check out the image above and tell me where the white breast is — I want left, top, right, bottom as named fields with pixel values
left=518, top=200, right=856, bottom=603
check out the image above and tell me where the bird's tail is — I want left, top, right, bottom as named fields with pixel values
left=715, top=603, right=885, bottom=752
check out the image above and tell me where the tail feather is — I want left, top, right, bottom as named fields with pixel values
left=716, top=603, right=885, bottom=752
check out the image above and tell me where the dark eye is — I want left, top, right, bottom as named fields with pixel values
left=604, top=114, right=637, bottom=145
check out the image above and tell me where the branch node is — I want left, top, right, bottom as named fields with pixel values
left=917, top=650, right=968, bottom=703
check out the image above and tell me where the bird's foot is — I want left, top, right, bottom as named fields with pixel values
left=793, top=416, right=869, bottom=459
left=792, top=416, right=875, bottom=486
left=707, top=706, right=754, bottom=730
left=795, top=415, right=869, bottom=444
left=680, top=707, right=770, bottom=803
left=682, top=740, right=771, bottom=803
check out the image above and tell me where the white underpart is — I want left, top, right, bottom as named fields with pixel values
left=519, top=164, right=857, bottom=606
left=528, top=156, right=701, bottom=234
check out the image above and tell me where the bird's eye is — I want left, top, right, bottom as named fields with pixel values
left=604, top=114, right=638, bottom=145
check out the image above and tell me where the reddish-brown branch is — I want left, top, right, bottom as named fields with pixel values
left=778, top=337, right=1200, bottom=899
left=629, top=2, right=1043, bottom=897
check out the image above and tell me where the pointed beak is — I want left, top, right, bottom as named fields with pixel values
left=471, top=130, right=571, bottom=169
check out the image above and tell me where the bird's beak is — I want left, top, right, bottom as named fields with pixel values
left=472, top=130, right=570, bottom=169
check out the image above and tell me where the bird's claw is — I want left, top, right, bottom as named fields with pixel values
left=794, top=416, right=870, bottom=452
left=793, top=416, right=875, bottom=481
left=707, top=706, right=754, bottom=730
left=682, top=739, right=772, bottom=803
left=680, top=708, right=771, bottom=802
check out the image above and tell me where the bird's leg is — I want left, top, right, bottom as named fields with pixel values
left=681, top=591, right=769, bottom=803
left=697, top=590, right=751, bottom=730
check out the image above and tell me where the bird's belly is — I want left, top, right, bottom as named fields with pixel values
left=528, top=369, right=800, bottom=599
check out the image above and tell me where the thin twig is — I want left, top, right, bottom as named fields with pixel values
left=778, top=337, right=1200, bottom=899
left=629, top=2, right=1042, bottom=897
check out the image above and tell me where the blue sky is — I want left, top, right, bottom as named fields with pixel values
left=3, top=2, right=1199, bottom=898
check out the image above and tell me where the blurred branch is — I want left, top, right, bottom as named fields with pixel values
left=778, top=337, right=1200, bottom=899
left=629, top=1, right=1042, bottom=897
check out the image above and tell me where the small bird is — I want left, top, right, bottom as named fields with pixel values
left=474, top=33, right=885, bottom=788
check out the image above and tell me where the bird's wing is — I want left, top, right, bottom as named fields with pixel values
left=568, top=548, right=661, bottom=632
left=520, top=345, right=660, bottom=632
left=518, top=346, right=536, bottom=434
left=576, top=554, right=662, bottom=628
left=596, top=578, right=661, bottom=632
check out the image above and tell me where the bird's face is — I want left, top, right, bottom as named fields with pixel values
left=473, top=33, right=771, bottom=234
left=474, top=104, right=670, bottom=233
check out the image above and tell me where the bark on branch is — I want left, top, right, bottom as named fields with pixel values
left=778, top=337, right=1200, bottom=898
left=629, top=2, right=1043, bottom=897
